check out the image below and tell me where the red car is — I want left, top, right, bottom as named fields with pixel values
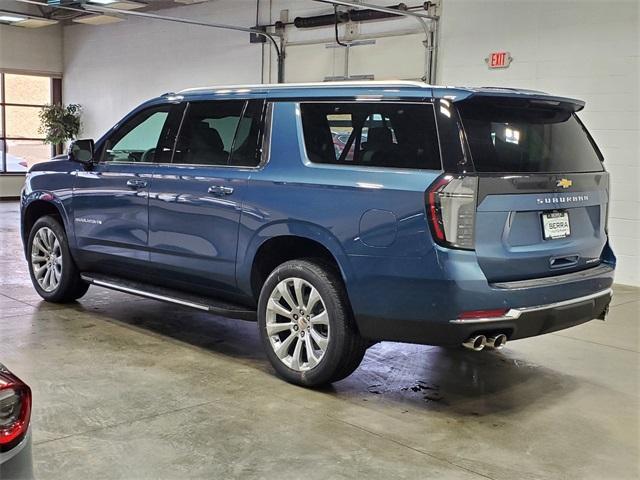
left=0, top=364, right=33, bottom=479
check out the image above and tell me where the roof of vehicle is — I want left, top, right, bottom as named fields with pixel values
left=168, top=81, right=584, bottom=109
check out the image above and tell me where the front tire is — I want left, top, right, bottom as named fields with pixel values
left=27, top=216, right=89, bottom=303
left=258, top=259, right=367, bottom=387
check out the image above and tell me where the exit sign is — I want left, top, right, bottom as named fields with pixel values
left=485, top=51, right=513, bottom=69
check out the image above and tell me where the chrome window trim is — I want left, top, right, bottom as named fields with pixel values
left=449, top=288, right=612, bottom=324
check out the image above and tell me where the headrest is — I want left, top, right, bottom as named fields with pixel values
left=367, top=126, right=393, bottom=146
left=192, top=122, right=224, bottom=151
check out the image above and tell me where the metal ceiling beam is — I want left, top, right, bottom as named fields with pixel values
left=9, top=0, right=285, bottom=82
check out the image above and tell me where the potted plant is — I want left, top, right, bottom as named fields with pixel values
left=38, top=104, right=82, bottom=155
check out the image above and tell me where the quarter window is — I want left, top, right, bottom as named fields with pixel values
left=300, top=102, right=441, bottom=170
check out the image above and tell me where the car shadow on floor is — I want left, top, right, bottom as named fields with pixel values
left=68, top=291, right=579, bottom=417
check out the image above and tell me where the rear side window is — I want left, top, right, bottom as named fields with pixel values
left=300, top=102, right=441, bottom=170
left=173, top=100, right=263, bottom=167
left=458, top=98, right=604, bottom=173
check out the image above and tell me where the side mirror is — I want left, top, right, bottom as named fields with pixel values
left=68, top=139, right=95, bottom=165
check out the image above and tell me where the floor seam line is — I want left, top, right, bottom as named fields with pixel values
left=550, top=332, right=638, bottom=353
left=328, top=415, right=496, bottom=480
left=608, top=298, right=640, bottom=308
left=32, top=398, right=221, bottom=447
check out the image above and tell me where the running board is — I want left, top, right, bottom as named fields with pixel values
left=81, top=273, right=257, bottom=321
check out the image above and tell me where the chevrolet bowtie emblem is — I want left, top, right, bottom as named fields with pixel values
left=557, top=178, right=572, bottom=189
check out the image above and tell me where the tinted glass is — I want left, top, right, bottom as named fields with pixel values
left=173, top=101, right=245, bottom=166
left=458, top=98, right=603, bottom=173
left=229, top=100, right=265, bottom=167
left=300, top=102, right=440, bottom=170
left=102, top=105, right=171, bottom=163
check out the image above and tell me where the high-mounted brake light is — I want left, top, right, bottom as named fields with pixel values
left=426, top=175, right=478, bottom=250
left=0, top=368, right=31, bottom=452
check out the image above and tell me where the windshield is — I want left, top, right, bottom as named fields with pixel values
left=458, top=98, right=603, bottom=173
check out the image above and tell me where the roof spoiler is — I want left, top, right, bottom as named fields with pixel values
left=443, top=88, right=586, bottom=112
left=434, top=87, right=585, bottom=112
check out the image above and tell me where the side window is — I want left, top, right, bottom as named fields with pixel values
left=229, top=100, right=265, bottom=167
left=301, top=102, right=441, bottom=170
left=173, top=100, right=245, bottom=166
left=101, top=105, right=171, bottom=163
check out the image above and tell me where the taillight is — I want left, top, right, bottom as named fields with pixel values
left=426, top=175, right=478, bottom=250
left=0, top=368, right=31, bottom=452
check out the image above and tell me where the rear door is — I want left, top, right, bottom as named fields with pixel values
left=148, top=99, right=265, bottom=294
left=457, top=96, right=608, bottom=282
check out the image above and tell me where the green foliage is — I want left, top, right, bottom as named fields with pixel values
left=38, top=104, right=82, bottom=145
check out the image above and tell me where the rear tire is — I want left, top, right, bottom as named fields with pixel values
left=258, top=259, right=367, bottom=387
left=27, top=216, right=89, bottom=303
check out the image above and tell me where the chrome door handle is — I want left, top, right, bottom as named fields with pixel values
left=126, top=179, right=148, bottom=189
left=208, top=185, right=234, bottom=196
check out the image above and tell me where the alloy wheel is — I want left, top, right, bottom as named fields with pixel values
left=265, top=277, right=330, bottom=372
left=31, top=227, right=62, bottom=292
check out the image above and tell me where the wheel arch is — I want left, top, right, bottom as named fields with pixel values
left=21, top=194, right=71, bottom=256
left=238, top=221, right=354, bottom=304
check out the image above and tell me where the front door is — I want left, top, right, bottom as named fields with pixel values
left=148, top=99, right=265, bottom=295
left=73, top=103, right=177, bottom=272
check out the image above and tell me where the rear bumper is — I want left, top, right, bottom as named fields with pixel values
left=347, top=249, right=615, bottom=345
left=357, top=287, right=612, bottom=346
left=446, top=288, right=611, bottom=343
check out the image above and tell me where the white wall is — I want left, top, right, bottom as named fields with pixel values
left=63, top=0, right=263, bottom=139
left=437, top=0, right=640, bottom=286
left=63, top=0, right=426, bottom=136
left=61, top=0, right=639, bottom=285
left=0, top=22, right=63, bottom=74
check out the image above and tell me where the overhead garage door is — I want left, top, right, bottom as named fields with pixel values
left=283, top=32, right=428, bottom=83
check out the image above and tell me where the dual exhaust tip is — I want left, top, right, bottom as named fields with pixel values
left=462, top=334, right=507, bottom=351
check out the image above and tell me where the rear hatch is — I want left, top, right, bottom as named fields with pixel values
left=458, top=94, right=608, bottom=283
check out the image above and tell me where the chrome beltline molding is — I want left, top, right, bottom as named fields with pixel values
left=449, top=288, right=612, bottom=324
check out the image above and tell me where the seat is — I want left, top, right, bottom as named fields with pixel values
left=187, top=122, right=228, bottom=165
left=361, top=126, right=396, bottom=165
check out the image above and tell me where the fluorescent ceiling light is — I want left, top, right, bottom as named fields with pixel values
left=0, top=14, right=27, bottom=23
left=73, top=13, right=124, bottom=24
left=0, top=11, right=58, bottom=27
left=87, top=0, right=146, bottom=9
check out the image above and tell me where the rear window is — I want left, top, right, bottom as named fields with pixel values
left=458, top=98, right=603, bottom=173
left=300, top=102, right=441, bottom=170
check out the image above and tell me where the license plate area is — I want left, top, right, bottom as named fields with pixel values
left=542, top=210, right=570, bottom=240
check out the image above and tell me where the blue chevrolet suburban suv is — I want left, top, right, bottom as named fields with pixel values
left=21, top=81, right=615, bottom=386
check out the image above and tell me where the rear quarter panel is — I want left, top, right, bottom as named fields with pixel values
left=236, top=101, right=442, bottom=313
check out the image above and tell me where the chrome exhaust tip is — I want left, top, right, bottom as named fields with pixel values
left=462, top=335, right=486, bottom=351
left=486, top=334, right=508, bottom=350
